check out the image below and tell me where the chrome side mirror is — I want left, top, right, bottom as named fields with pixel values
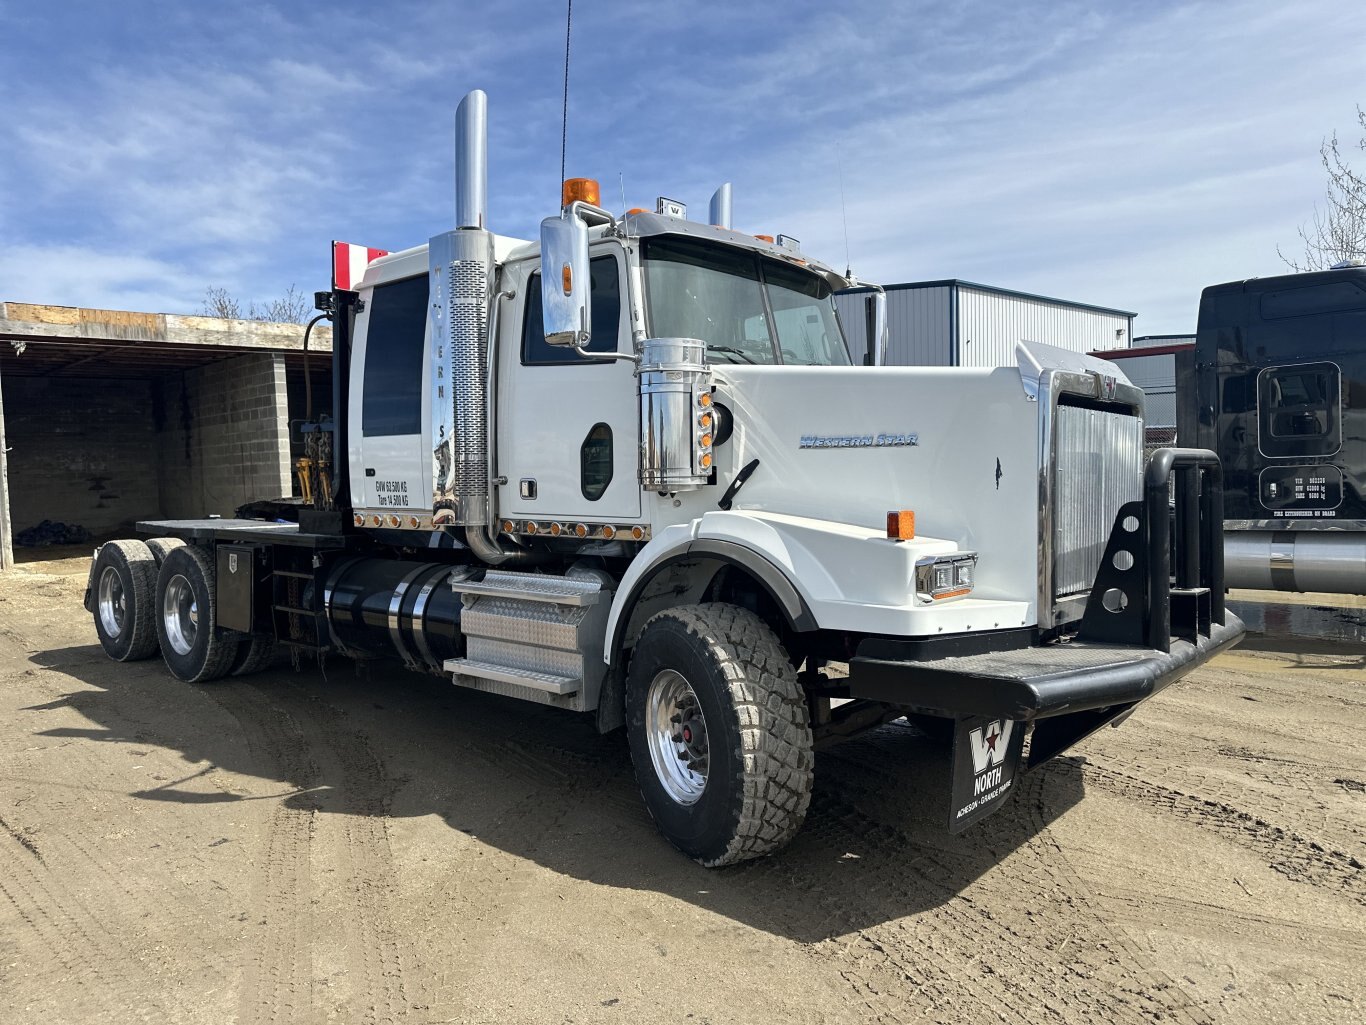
left=539, top=210, right=591, bottom=347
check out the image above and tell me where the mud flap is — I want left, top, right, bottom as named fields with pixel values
left=948, top=715, right=1026, bottom=833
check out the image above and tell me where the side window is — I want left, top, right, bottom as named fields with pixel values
left=361, top=275, right=428, bottom=436
left=580, top=423, right=613, bottom=500
left=1257, top=361, right=1342, bottom=458
left=522, top=256, right=622, bottom=364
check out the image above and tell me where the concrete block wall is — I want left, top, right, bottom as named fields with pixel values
left=1, top=376, right=162, bottom=537
left=156, top=353, right=292, bottom=518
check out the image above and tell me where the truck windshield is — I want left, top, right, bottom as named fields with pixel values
left=642, top=237, right=850, bottom=365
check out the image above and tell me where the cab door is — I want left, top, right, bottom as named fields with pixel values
left=496, top=249, right=641, bottom=523
left=347, top=272, right=431, bottom=520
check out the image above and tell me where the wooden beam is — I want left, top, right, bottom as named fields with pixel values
left=0, top=357, right=12, bottom=571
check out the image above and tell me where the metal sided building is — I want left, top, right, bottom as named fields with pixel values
left=1099, top=335, right=1196, bottom=444
left=835, top=280, right=1135, bottom=368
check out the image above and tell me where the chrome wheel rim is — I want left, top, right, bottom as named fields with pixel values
left=162, top=574, right=198, bottom=656
left=97, top=566, right=126, bottom=638
left=645, top=669, right=709, bottom=805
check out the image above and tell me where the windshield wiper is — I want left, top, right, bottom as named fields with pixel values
left=707, top=345, right=758, bottom=365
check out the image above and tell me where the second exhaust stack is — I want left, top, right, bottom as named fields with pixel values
left=455, top=89, right=488, bottom=229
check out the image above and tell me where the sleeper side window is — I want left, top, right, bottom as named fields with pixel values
left=1257, top=361, right=1342, bottom=458
left=522, top=256, right=622, bottom=364
left=361, top=275, right=428, bottom=436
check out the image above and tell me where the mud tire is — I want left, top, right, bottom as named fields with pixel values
left=626, top=603, right=814, bottom=867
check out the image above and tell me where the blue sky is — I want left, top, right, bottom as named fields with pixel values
left=1, top=0, right=1361, bottom=333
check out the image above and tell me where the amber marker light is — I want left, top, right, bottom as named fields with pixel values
left=698, top=392, right=712, bottom=407
left=574, top=523, right=588, bottom=538
left=630, top=526, right=645, bottom=541
left=886, top=510, right=916, bottom=541
left=933, top=588, right=972, bottom=600
left=626, top=207, right=648, bottom=215
left=526, top=521, right=539, bottom=535
left=562, top=177, right=601, bottom=207
left=549, top=522, right=563, bottom=536
left=354, top=514, right=365, bottom=526
left=371, top=515, right=382, bottom=527
left=755, top=234, right=775, bottom=243
left=699, top=412, right=713, bottom=428
left=387, top=515, right=400, bottom=527
left=700, top=452, right=713, bottom=469
left=408, top=516, right=420, bottom=528
left=601, top=525, right=617, bottom=540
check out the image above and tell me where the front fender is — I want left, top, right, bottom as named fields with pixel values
left=604, top=511, right=1034, bottom=664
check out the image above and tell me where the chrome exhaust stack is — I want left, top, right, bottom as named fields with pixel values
left=709, top=183, right=732, bottom=229
left=430, top=89, right=494, bottom=528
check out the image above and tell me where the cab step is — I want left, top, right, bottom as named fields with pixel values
left=447, top=569, right=611, bottom=711
left=443, top=658, right=579, bottom=696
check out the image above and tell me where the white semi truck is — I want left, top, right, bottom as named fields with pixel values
left=84, top=90, right=1243, bottom=866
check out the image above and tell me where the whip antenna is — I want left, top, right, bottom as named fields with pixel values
left=837, top=145, right=852, bottom=278
left=559, top=0, right=573, bottom=193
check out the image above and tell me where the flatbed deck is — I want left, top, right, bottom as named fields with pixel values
left=136, top=519, right=348, bottom=550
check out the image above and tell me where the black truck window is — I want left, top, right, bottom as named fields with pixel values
left=361, top=275, right=428, bottom=436
left=1257, top=361, right=1342, bottom=457
left=522, top=256, right=622, bottom=364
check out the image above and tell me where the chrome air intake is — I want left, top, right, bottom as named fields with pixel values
left=638, top=337, right=713, bottom=492
left=430, top=89, right=494, bottom=526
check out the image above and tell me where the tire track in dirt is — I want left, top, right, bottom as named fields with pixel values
left=1078, top=760, right=1365, bottom=904
left=731, top=723, right=1212, bottom=1025
left=275, top=677, right=411, bottom=1025
left=0, top=820, right=169, bottom=1022
left=206, top=684, right=321, bottom=1025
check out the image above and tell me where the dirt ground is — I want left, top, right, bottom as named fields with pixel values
left=1, top=554, right=1362, bottom=1025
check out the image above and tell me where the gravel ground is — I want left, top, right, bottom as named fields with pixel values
left=1, top=555, right=1362, bottom=1024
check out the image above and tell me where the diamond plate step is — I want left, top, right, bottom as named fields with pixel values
left=454, top=569, right=604, bottom=606
left=444, top=657, right=580, bottom=696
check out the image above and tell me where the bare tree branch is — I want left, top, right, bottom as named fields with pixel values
left=1281, top=106, right=1366, bottom=272
left=199, top=283, right=310, bottom=324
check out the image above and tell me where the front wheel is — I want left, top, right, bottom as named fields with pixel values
left=626, top=603, right=814, bottom=867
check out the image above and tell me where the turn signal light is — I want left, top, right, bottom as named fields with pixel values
left=562, top=177, right=601, bottom=207
left=561, top=263, right=573, bottom=296
left=886, top=510, right=916, bottom=541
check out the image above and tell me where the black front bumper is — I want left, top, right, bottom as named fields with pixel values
left=848, top=613, right=1244, bottom=722
left=850, top=447, right=1247, bottom=773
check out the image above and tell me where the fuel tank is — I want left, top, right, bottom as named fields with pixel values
left=322, top=558, right=467, bottom=669
left=1224, top=530, right=1366, bottom=594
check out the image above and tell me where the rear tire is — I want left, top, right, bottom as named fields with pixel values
left=230, top=635, right=277, bottom=676
left=626, top=603, right=814, bottom=867
left=155, top=544, right=240, bottom=683
left=91, top=540, right=160, bottom=662
left=145, top=536, right=185, bottom=569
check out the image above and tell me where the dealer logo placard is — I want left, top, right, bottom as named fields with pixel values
left=949, top=716, right=1025, bottom=833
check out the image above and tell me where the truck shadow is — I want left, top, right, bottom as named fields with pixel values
left=28, top=644, right=1086, bottom=942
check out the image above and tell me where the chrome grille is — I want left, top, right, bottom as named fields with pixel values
left=1053, top=404, right=1143, bottom=597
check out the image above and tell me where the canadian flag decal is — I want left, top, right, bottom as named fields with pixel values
left=968, top=719, right=1014, bottom=774
left=332, top=241, right=390, bottom=291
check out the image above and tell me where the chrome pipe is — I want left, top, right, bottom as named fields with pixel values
left=455, top=90, right=488, bottom=229
left=709, top=183, right=732, bottom=229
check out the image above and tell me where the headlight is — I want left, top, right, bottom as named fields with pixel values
left=915, top=553, right=978, bottom=604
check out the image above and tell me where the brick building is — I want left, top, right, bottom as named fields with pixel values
left=0, top=303, right=331, bottom=568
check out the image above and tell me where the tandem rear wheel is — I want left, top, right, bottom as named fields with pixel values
left=154, top=544, right=241, bottom=683
left=625, top=603, right=814, bottom=867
